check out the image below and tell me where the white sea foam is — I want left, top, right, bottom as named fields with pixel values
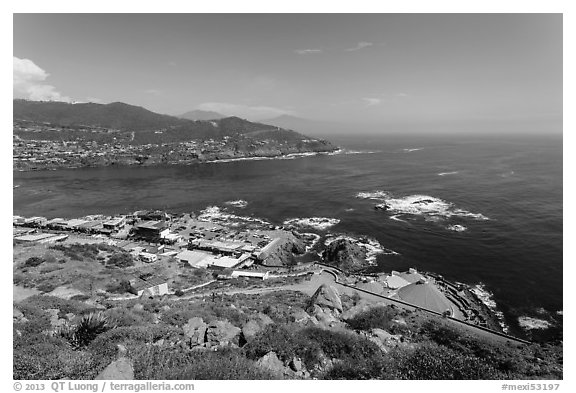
left=358, top=190, right=489, bottom=221
left=403, top=148, right=423, bottom=153
left=283, top=217, right=340, bottom=230
left=198, top=206, right=270, bottom=226
left=438, top=171, right=459, bottom=176
left=389, top=215, right=408, bottom=223
left=343, top=149, right=382, bottom=155
left=447, top=224, right=467, bottom=232
left=470, top=283, right=509, bottom=333
left=224, top=200, right=248, bottom=208
left=301, top=232, right=321, bottom=252
left=518, top=316, right=552, bottom=331
left=356, top=191, right=390, bottom=200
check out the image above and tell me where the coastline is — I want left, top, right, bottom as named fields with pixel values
left=13, top=147, right=343, bottom=172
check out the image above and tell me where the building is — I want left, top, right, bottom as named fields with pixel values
left=130, top=275, right=169, bottom=298
left=395, top=280, right=455, bottom=316
left=103, top=217, right=126, bottom=231
left=14, top=233, right=68, bottom=243
left=383, top=274, right=411, bottom=290
left=176, top=249, right=212, bottom=268
left=23, top=216, right=47, bottom=227
left=231, top=270, right=270, bottom=280
left=133, top=220, right=169, bottom=241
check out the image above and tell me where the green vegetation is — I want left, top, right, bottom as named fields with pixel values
left=13, top=288, right=562, bottom=380
left=56, top=312, right=116, bottom=349
left=24, top=256, right=45, bottom=267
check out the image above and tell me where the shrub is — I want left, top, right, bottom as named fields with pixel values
left=345, top=305, right=404, bottom=333
left=106, top=279, right=137, bottom=295
left=174, top=289, right=184, bottom=297
left=107, top=253, right=134, bottom=268
left=104, top=307, right=156, bottom=327
left=37, top=282, right=59, bottom=293
left=386, top=343, right=502, bottom=380
left=301, top=327, right=382, bottom=361
left=134, top=346, right=278, bottom=380
left=244, top=324, right=321, bottom=365
left=19, top=295, right=92, bottom=318
left=24, top=256, right=45, bottom=267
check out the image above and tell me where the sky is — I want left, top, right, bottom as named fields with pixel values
left=13, top=13, right=562, bottom=133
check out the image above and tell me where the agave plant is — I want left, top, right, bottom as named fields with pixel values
left=56, top=312, right=116, bottom=349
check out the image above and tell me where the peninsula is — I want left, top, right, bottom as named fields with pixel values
left=13, top=99, right=337, bottom=171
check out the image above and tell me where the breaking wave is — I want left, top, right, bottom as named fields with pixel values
left=469, top=283, right=509, bottom=333
left=282, top=217, right=341, bottom=231
left=224, top=200, right=248, bottom=208
left=198, top=206, right=270, bottom=226
left=438, top=171, right=459, bottom=176
left=357, top=190, right=489, bottom=221
left=447, top=224, right=467, bottom=232
left=518, top=316, right=552, bottom=331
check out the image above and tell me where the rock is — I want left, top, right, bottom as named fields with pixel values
left=46, top=308, right=66, bottom=328
left=133, top=303, right=144, bottom=312
left=321, top=238, right=367, bottom=271
left=13, top=307, right=25, bottom=323
left=291, top=308, right=311, bottom=324
left=307, top=284, right=343, bottom=313
left=95, top=357, right=134, bottom=380
left=242, top=320, right=262, bottom=343
left=341, top=299, right=372, bottom=320
left=289, top=357, right=303, bottom=372
left=183, top=317, right=208, bottom=347
left=153, top=339, right=164, bottom=347
left=257, top=352, right=292, bottom=376
left=161, top=305, right=171, bottom=312
left=206, top=320, right=241, bottom=346
left=256, top=312, right=274, bottom=326
left=117, top=344, right=127, bottom=356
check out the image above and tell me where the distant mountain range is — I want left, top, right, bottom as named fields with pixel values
left=178, top=109, right=226, bottom=121
left=13, top=99, right=337, bottom=148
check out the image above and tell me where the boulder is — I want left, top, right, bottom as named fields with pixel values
left=291, top=308, right=311, bottom=325
left=183, top=317, right=208, bottom=347
left=132, top=303, right=144, bottom=312
left=307, top=284, right=343, bottom=313
left=256, top=312, right=274, bottom=326
left=341, top=299, right=372, bottom=320
left=241, top=320, right=262, bottom=343
left=321, top=238, right=367, bottom=271
left=289, top=357, right=303, bottom=372
left=95, top=357, right=134, bottom=380
left=257, top=352, right=293, bottom=376
left=206, top=320, right=241, bottom=346
left=13, top=307, right=27, bottom=323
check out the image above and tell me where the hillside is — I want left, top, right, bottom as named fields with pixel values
left=179, top=109, right=226, bottom=121
left=13, top=100, right=337, bottom=171
left=13, top=100, right=190, bottom=131
left=13, top=100, right=334, bottom=145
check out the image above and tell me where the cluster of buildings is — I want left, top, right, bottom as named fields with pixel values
left=353, top=268, right=491, bottom=326
left=13, top=209, right=293, bottom=279
left=13, top=119, right=296, bottom=171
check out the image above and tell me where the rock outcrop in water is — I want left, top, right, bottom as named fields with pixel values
left=321, top=238, right=367, bottom=271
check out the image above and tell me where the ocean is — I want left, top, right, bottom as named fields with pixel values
left=13, top=133, right=563, bottom=342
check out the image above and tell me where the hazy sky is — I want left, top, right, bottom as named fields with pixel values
left=13, top=14, right=562, bottom=133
